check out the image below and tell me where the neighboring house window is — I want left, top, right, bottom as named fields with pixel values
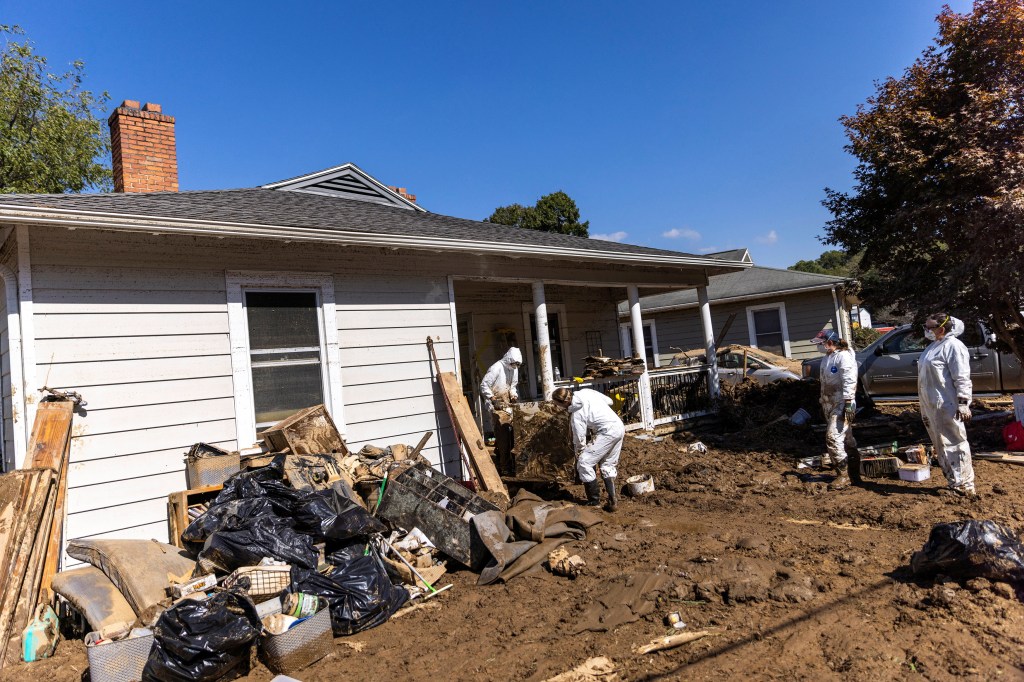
left=226, top=272, right=344, bottom=447
left=746, top=303, right=791, bottom=357
left=619, top=321, right=660, bottom=368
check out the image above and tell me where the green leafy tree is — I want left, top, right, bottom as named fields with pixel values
left=822, top=0, right=1024, bottom=360
left=0, top=25, right=110, bottom=193
left=487, top=191, right=590, bottom=237
left=789, top=249, right=856, bottom=276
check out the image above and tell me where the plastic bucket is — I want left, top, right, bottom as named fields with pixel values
left=790, top=408, right=811, bottom=425
left=624, top=474, right=655, bottom=497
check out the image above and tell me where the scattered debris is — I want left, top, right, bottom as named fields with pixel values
left=686, top=440, right=709, bottom=453
left=582, top=355, right=645, bottom=379
left=633, top=629, right=720, bottom=655
left=548, top=547, right=586, bottom=579
left=664, top=611, right=685, bottom=629
left=543, top=656, right=618, bottom=682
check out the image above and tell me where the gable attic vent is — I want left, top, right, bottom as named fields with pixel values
left=262, top=163, right=425, bottom=211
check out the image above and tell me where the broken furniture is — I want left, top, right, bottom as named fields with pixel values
left=375, top=461, right=499, bottom=568
left=184, top=443, right=240, bottom=489
left=582, top=355, right=646, bottom=379
left=166, top=484, right=224, bottom=550
left=507, top=401, right=575, bottom=482
left=262, top=404, right=349, bottom=456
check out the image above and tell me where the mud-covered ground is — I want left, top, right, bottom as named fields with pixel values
left=9, top=406, right=1024, bottom=681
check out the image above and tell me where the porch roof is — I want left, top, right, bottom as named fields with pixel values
left=0, top=188, right=751, bottom=273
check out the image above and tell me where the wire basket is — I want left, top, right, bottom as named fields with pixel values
left=222, top=565, right=292, bottom=602
left=259, top=607, right=333, bottom=674
left=86, top=633, right=154, bottom=682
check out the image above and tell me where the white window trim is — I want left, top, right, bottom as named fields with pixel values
left=746, top=301, right=791, bottom=358
left=520, top=303, right=573, bottom=397
left=226, top=271, right=345, bottom=448
left=618, top=320, right=661, bottom=368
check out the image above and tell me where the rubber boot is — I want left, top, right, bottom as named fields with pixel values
left=583, top=479, right=603, bottom=506
left=828, top=460, right=851, bottom=491
left=602, top=477, right=618, bottom=512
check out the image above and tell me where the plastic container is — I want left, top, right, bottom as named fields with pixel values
left=259, top=607, right=333, bottom=674
left=22, top=603, right=59, bottom=662
left=899, top=464, right=931, bottom=482
left=86, top=631, right=154, bottom=682
left=624, top=473, right=655, bottom=497
left=790, top=408, right=811, bottom=425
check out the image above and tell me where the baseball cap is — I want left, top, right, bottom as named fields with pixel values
left=811, top=329, right=840, bottom=345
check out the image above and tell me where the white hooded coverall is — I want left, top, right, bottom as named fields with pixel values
left=820, top=347, right=858, bottom=466
left=480, top=347, right=522, bottom=418
left=918, top=324, right=975, bottom=493
left=568, top=388, right=625, bottom=483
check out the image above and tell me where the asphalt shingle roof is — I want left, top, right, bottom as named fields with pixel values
left=0, top=188, right=730, bottom=262
left=617, top=265, right=850, bottom=314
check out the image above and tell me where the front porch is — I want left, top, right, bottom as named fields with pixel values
left=451, top=278, right=722, bottom=432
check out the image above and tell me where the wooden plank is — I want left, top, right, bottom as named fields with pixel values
left=27, top=401, right=74, bottom=470
left=261, top=405, right=348, bottom=456
left=39, top=433, right=72, bottom=604
left=437, top=372, right=506, bottom=498
left=975, top=452, right=1024, bottom=465
left=36, top=311, right=228, bottom=339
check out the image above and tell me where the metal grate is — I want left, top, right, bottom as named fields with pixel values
left=649, top=367, right=713, bottom=420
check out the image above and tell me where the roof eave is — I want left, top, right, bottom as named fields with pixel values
left=0, top=205, right=753, bottom=273
left=617, top=281, right=850, bottom=316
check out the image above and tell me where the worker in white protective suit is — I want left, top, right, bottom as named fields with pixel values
left=480, top=348, right=522, bottom=462
left=812, top=329, right=860, bottom=490
left=552, top=387, right=625, bottom=512
left=919, top=313, right=976, bottom=497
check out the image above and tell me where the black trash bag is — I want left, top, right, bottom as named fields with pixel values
left=142, top=589, right=261, bottom=682
left=325, top=538, right=368, bottom=566
left=198, top=513, right=318, bottom=575
left=290, top=554, right=409, bottom=635
left=215, top=463, right=304, bottom=517
left=911, top=520, right=1024, bottom=583
left=294, top=486, right=386, bottom=541
left=180, top=498, right=278, bottom=556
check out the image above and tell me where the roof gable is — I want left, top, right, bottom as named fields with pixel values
left=262, top=162, right=426, bottom=212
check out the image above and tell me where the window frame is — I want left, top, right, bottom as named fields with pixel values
left=226, top=271, right=345, bottom=447
left=619, top=320, right=661, bottom=368
left=745, top=302, right=792, bottom=358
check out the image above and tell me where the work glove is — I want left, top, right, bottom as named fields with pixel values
left=844, top=400, right=856, bottom=423
left=956, top=403, right=972, bottom=423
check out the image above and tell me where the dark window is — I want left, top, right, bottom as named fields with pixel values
left=959, top=322, right=982, bottom=347
left=245, top=291, right=325, bottom=427
left=751, top=309, right=785, bottom=355
left=884, top=330, right=928, bottom=354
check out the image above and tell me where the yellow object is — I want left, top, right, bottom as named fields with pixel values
left=573, top=376, right=584, bottom=383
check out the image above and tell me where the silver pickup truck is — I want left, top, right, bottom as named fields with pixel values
left=801, top=322, right=1024, bottom=401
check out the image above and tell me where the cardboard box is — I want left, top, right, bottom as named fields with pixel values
left=899, top=464, right=931, bottom=482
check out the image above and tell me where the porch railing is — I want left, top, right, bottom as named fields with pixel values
left=556, top=374, right=645, bottom=431
left=648, top=365, right=714, bottom=425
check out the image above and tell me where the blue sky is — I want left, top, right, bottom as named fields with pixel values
left=6, top=1, right=972, bottom=267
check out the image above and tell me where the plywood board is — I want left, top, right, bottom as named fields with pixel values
left=436, top=372, right=506, bottom=498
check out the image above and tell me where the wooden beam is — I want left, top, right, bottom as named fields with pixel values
left=27, top=401, right=74, bottom=471
left=436, top=372, right=507, bottom=499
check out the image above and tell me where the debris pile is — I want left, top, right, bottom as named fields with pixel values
left=582, top=355, right=646, bottom=379
left=717, top=378, right=821, bottom=431
left=2, top=402, right=601, bottom=680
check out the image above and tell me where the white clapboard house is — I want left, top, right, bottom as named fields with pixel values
left=0, top=101, right=749, bottom=558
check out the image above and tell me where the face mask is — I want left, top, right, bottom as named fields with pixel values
left=818, top=345, right=829, bottom=354
left=924, top=329, right=936, bottom=342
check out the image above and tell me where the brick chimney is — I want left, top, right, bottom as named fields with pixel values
left=387, top=185, right=417, bottom=203
left=108, top=100, right=178, bottom=193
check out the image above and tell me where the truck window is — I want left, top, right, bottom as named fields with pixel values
left=958, top=323, right=982, bottom=347
left=884, top=330, right=928, bottom=354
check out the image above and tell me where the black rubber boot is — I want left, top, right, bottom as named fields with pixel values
left=602, top=477, right=618, bottom=512
left=583, top=480, right=603, bottom=506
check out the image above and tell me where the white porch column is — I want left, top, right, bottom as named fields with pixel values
left=697, top=284, right=721, bottom=399
left=627, top=285, right=655, bottom=430
left=532, top=281, right=555, bottom=400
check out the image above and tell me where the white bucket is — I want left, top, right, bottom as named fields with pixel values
left=624, top=473, right=655, bottom=497
left=790, top=408, right=811, bottom=425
